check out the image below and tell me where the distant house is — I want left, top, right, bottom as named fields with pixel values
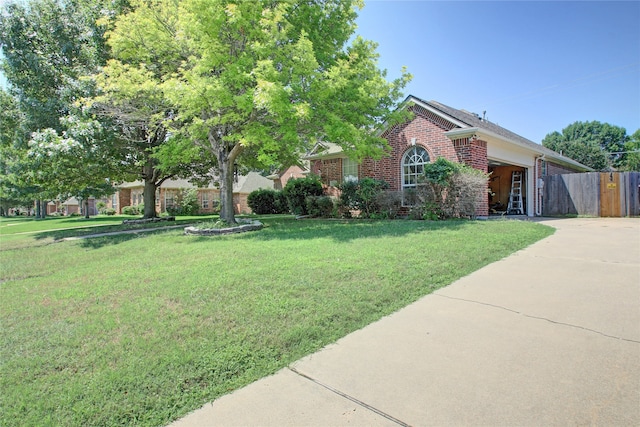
left=266, top=163, right=309, bottom=190
left=107, top=171, right=274, bottom=215
left=46, top=197, right=98, bottom=216
left=307, top=95, right=591, bottom=217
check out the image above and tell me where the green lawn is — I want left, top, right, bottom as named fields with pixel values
left=0, top=216, right=554, bottom=426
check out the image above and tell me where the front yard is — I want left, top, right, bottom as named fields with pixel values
left=0, top=216, right=553, bottom=426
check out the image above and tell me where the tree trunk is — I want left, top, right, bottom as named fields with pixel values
left=41, top=200, right=47, bottom=218
left=218, top=155, right=236, bottom=224
left=35, top=199, right=41, bottom=218
left=84, top=199, right=90, bottom=219
left=142, top=160, right=158, bottom=219
left=143, top=178, right=157, bottom=218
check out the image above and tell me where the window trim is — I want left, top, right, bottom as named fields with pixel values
left=401, top=145, right=430, bottom=206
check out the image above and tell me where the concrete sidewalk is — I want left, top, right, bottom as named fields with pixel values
left=170, top=218, right=640, bottom=427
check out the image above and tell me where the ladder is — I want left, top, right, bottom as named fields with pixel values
left=507, top=170, right=524, bottom=215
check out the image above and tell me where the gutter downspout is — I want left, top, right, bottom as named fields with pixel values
left=535, top=154, right=545, bottom=216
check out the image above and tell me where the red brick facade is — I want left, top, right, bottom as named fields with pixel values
left=312, top=106, right=490, bottom=217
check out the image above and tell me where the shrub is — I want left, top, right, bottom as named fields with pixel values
left=416, top=158, right=489, bottom=219
left=122, top=205, right=140, bottom=215
left=165, top=188, right=200, bottom=216
left=248, top=189, right=287, bottom=214
left=104, top=208, right=116, bottom=216
left=305, top=196, right=334, bottom=218
left=338, top=177, right=390, bottom=218
left=96, top=201, right=107, bottom=214
left=283, top=175, right=323, bottom=215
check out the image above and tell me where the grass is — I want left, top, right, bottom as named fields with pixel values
left=0, top=216, right=554, bottom=426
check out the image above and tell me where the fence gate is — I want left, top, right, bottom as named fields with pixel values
left=543, top=172, right=640, bottom=217
left=599, top=172, right=621, bottom=217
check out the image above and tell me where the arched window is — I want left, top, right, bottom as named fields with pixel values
left=402, top=146, right=430, bottom=205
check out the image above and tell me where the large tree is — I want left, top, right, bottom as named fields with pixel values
left=542, top=121, right=629, bottom=171
left=0, top=89, right=33, bottom=216
left=87, top=0, right=205, bottom=219
left=106, top=0, right=411, bottom=223
left=0, top=0, right=125, bottom=216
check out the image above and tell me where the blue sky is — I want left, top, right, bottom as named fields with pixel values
left=354, top=0, right=640, bottom=143
left=2, top=0, right=638, bottom=144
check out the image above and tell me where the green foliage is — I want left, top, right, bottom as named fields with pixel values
left=166, top=189, right=200, bottom=216
left=415, top=158, right=489, bottom=219
left=305, top=195, right=335, bottom=218
left=542, top=121, right=630, bottom=171
left=283, top=176, right=324, bottom=215
left=620, top=129, right=640, bottom=171
left=122, top=205, right=141, bottom=216
left=247, top=189, right=287, bottom=214
left=102, top=0, right=411, bottom=223
left=338, top=177, right=390, bottom=218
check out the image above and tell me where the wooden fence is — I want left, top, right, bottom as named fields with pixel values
left=543, top=172, right=640, bottom=217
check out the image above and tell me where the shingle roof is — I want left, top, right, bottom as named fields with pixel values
left=409, top=96, right=590, bottom=170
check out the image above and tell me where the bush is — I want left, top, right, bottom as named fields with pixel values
left=122, top=205, right=140, bottom=215
left=283, top=175, right=323, bottom=215
left=104, top=208, right=116, bottom=216
left=96, top=201, right=107, bottom=214
left=165, top=188, right=200, bottom=216
left=416, top=158, right=489, bottom=219
left=338, top=177, right=390, bottom=218
left=248, top=189, right=287, bottom=214
left=305, top=196, right=334, bottom=218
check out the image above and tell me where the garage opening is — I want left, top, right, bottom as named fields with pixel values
left=488, top=163, right=527, bottom=216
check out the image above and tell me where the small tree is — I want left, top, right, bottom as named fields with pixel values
left=338, top=177, right=389, bottom=218
left=283, top=176, right=324, bottom=215
left=416, top=158, right=488, bottom=219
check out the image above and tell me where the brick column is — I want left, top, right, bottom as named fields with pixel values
left=453, top=137, right=489, bottom=217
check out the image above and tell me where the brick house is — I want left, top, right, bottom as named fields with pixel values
left=307, top=95, right=591, bottom=217
left=107, top=171, right=273, bottom=215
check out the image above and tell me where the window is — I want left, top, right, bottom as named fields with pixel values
left=111, top=193, right=118, bottom=209
left=202, top=192, right=209, bottom=209
left=402, top=146, right=430, bottom=205
left=342, top=158, right=358, bottom=183
left=165, top=191, right=176, bottom=209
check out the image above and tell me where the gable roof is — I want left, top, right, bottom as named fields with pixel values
left=407, top=96, right=591, bottom=171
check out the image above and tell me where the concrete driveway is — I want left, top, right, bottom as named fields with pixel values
left=170, top=217, right=640, bottom=427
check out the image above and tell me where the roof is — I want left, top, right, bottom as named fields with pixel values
left=305, top=142, right=346, bottom=160
left=233, top=171, right=273, bottom=194
left=407, top=96, right=591, bottom=171
left=117, top=172, right=273, bottom=193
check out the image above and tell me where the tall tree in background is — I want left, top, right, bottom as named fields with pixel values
left=106, top=0, right=411, bottom=223
left=0, top=0, right=126, bottom=216
left=621, top=129, right=640, bottom=171
left=87, top=1, right=203, bottom=218
left=0, top=89, right=33, bottom=216
left=542, top=121, right=629, bottom=171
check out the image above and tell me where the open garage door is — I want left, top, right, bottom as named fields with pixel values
left=488, top=163, right=527, bottom=216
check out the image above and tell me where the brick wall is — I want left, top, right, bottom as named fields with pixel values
left=546, top=161, right=581, bottom=176
left=312, top=158, right=342, bottom=186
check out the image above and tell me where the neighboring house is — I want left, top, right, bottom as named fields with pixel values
left=107, top=171, right=274, bottom=215
left=306, top=95, right=591, bottom=217
left=46, top=197, right=98, bottom=216
left=266, top=163, right=309, bottom=190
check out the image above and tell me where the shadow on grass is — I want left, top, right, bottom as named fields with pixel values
left=185, top=217, right=473, bottom=244
left=32, top=222, right=191, bottom=249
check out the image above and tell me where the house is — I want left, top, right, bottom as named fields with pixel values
left=266, top=163, right=309, bottom=190
left=306, top=95, right=591, bottom=217
left=107, top=171, right=274, bottom=215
